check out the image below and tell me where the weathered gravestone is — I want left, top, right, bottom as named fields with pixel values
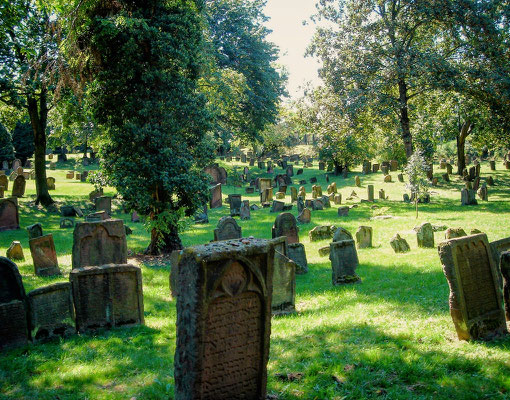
left=445, top=228, right=467, bottom=240
left=290, top=186, right=298, bottom=202
left=0, top=257, right=30, bottom=350
left=95, top=196, right=112, bottom=215
left=29, top=234, right=61, bottom=277
left=297, top=207, right=311, bottom=224
left=287, top=243, right=308, bottom=274
left=228, top=194, right=242, bottom=217
left=415, top=222, right=434, bottom=248
left=355, top=226, right=373, bottom=249
left=367, top=185, right=374, bottom=202
left=330, top=240, right=361, bottom=285
left=271, top=238, right=296, bottom=315
left=270, top=200, right=285, bottom=213
left=11, top=175, right=26, bottom=197
left=72, top=219, right=127, bottom=269
left=70, top=264, right=144, bottom=332
left=338, top=206, right=349, bottom=217
left=390, top=234, right=410, bottom=253
left=59, top=218, right=75, bottom=228
left=28, top=282, right=75, bottom=342
left=214, top=216, right=242, bottom=241
left=85, top=211, right=110, bottom=222
left=354, top=176, right=361, bottom=187
left=0, top=174, right=8, bottom=191
left=309, top=225, right=337, bottom=242
left=174, top=238, right=275, bottom=400
left=461, top=188, right=477, bottom=205
left=210, top=183, right=222, bottom=209
left=46, top=177, right=55, bottom=190
left=438, top=234, right=507, bottom=340
left=240, top=200, right=251, bottom=220
left=499, top=252, right=510, bottom=321
left=260, top=188, right=273, bottom=205
left=12, top=159, right=21, bottom=171
left=272, top=212, right=299, bottom=244
left=204, top=165, right=227, bottom=185
left=26, top=223, right=43, bottom=239
left=6, top=241, right=24, bottom=261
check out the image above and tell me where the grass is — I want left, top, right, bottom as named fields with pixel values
left=1, top=155, right=510, bottom=399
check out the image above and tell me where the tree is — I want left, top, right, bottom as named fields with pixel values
left=75, top=0, right=214, bottom=254
left=12, top=120, right=35, bottom=164
left=308, top=0, right=450, bottom=158
left=204, top=0, right=286, bottom=145
left=0, top=123, right=14, bottom=163
left=405, top=150, right=430, bottom=218
left=0, top=0, right=55, bottom=206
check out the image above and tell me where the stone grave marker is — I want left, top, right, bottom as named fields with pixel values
left=286, top=165, right=294, bottom=177
left=81, top=170, right=89, bottom=182
left=490, top=160, right=496, bottom=171
left=0, top=257, right=29, bottom=350
left=367, top=185, right=374, bottom=202
left=355, top=226, right=373, bottom=248
left=338, top=206, right=349, bottom=217
left=438, top=234, right=507, bottom=340
left=372, top=163, right=380, bottom=173
left=270, top=200, right=285, bottom=213
left=287, top=243, right=308, bottom=274
left=272, top=212, right=299, bottom=244
left=461, top=188, right=477, bottom=205
left=204, top=165, right=227, bottom=185
left=499, top=252, right=510, bottom=320
left=228, top=194, right=242, bottom=217
left=297, top=207, right=311, bottom=224
left=26, top=223, right=43, bottom=239
left=355, top=176, right=361, bottom=187
left=29, top=234, right=61, bottom=276
left=445, top=228, right=467, bottom=240
left=478, top=184, right=488, bottom=201
left=240, top=200, right=251, bottom=220
left=390, top=234, right=410, bottom=253
left=46, top=177, right=55, bottom=190
left=271, top=238, right=296, bottom=315
left=174, top=238, right=275, bottom=399
left=59, top=218, right=75, bottom=228
left=6, top=241, right=24, bottom=261
left=378, top=189, right=385, bottom=200
left=0, top=175, right=8, bottom=191
left=309, top=225, right=337, bottom=242
left=11, top=175, right=25, bottom=197
left=70, top=264, right=144, bottom=332
left=85, top=211, right=110, bottom=222
left=12, top=159, right=21, bottom=171
left=95, top=196, right=112, bottom=215
left=66, top=171, right=75, bottom=179
left=290, top=187, right=298, bottom=202
left=210, top=183, right=222, bottom=209
left=415, top=222, right=434, bottom=248
left=72, top=219, right=127, bottom=269
left=260, top=188, right=273, bottom=204
left=28, top=282, right=75, bottom=342
left=330, top=240, right=360, bottom=285
left=214, top=216, right=242, bottom=241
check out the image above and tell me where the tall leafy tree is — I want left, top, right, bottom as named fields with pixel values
left=0, top=123, right=14, bottom=163
left=205, top=0, right=286, bottom=145
left=0, top=0, right=56, bottom=205
left=12, top=120, right=35, bottom=164
left=75, top=0, right=213, bottom=254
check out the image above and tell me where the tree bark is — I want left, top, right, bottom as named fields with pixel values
left=27, top=90, right=53, bottom=207
left=398, top=79, right=413, bottom=158
left=456, top=121, right=473, bottom=175
left=146, top=224, right=183, bottom=255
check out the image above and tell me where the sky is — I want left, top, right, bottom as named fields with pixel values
left=263, top=0, right=324, bottom=100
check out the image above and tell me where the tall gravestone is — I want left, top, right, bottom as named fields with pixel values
left=240, top=200, right=251, bottom=220
left=0, top=257, right=30, bottom=350
left=72, top=219, right=128, bottom=269
left=29, top=234, right=61, bottom=276
left=330, top=240, right=360, bottom=285
left=438, top=234, right=507, bottom=340
left=499, top=252, right=510, bottom=321
left=95, top=196, right=112, bottom=215
left=355, top=226, right=373, bottom=249
left=0, top=174, right=8, bottom=191
left=0, top=197, right=20, bottom=232
left=272, top=212, right=299, bottom=244
left=28, top=282, right=75, bottom=342
left=210, top=183, right=222, bottom=209
left=271, top=238, right=296, bottom=315
left=11, top=175, right=26, bottom=197
left=70, top=264, right=144, bottom=332
left=174, top=238, right=275, bottom=400
left=213, top=216, right=242, bottom=241
left=228, top=194, right=242, bottom=217
left=204, top=165, right=227, bottom=185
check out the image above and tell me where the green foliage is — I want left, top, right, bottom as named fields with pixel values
left=0, top=122, right=14, bottom=162
left=12, top=120, right=34, bottom=162
left=79, top=0, right=214, bottom=252
left=405, top=150, right=430, bottom=217
left=86, top=170, right=109, bottom=191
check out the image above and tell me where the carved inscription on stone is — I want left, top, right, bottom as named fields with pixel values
left=438, top=234, right=507, bottom=340
left=0, top=197, right=19, bottom=232
left=29, top=234, right=60, bottom=276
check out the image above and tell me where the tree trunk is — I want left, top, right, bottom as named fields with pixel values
left=456, top=121, right=473, bottom=175
left=27, top=90, right=53, bottom=207
left=398, top=79, right=413, bottom=158
left=333, top=161, right=342, bottom=176
left=146, top=223, right=183, bottom=255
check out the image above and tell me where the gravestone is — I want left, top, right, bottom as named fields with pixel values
left=372, top=164, right=380, bottom=173
left=0, top=174, right=8, bottom=191
left=29, top=234, right=60, bottom=276
left=312, top=199, right=324, bottom=211
left=330, top=240, right=360, bottom=285
left=287, top=243, right=308, bottom=274
left=338, top=206, right=349, bottom=217
left=70, top=264, right=144, bottom=332
left=461, top=188, right=477, bottom=205
left=390, top=160, right=398, bottom=171
left=499, top=252, right=510, bottom=320
left=12, top=175, right=26, bottom=197
left=415, top=222, right=434, bottom=248
left=66, top=171, right=74, bottom=179
left=240, top=200, right=251, bottom=221
left=228, top=194, right=242, bottom=217
left=210, top=184, right=222, bottom=209
left=355, top=226, right=373, bottom=249
left=214, top=216, right=242, bottom=241
left=270, top=200, right=285, bottom=213
left=89, top=188, right=104, bottom=202
left=438, top=234, right=507, bottom=340
left=310, top=177, right=317, bottom=184
left=0, top=257, right=29, bottom=350
left=362, top=161, right=371, bottom=175
left=72, top=219, right=127, bottom=269
left=204, top=165, right=227, bottom=185
left=85, top=211, right=109, bottom=222
left=12, top=159, right=21, bottom=171
left=384, top=174, right=392, bottom=183
left=478, top=184, right=488, bottom=201
left=390, top=234, right=410, bottom=253
left=174, top=238, right=275, bottom=400
left=490, top=237, right=510, bottom=269
left=446, top=163, right=453, bottom=175
left=355, top=176, right=361, bottom=187
left=7, top=241, right=24, bottom=261
left=271, top=238, right=296, bottom=315
left=445, top=228, right=467, bottom=240
left=309, top=225, right=337, bottom=242
left=286, top=165, right=294, bottom=177
left=272, top=212, right=299, bottom=244
left=381, top=165, right=389, bottom=175
left=290, top=187, right=298, bottom=202
left=378, top=189, right=385, bottom=200
left=334, top=194, right=342, bottom=205
left=60, top=218, right=75, bottom=228
left=367, top=185, right=374, bottom=202
left=327, top=182, right=337, bottom=194
left=296, top=196, right=305, bottom=214
left=95, top=196, right=112, bottom=215
left=46, top=177, right=55, bottom=190
left=28, top=282, right=75, bottom=342
left=490, top=160, right=496, bottom=171
left=26, top=223, right=43, bottom=239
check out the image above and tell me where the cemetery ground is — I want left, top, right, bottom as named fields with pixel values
left=1, top=155, right=510, bottom=400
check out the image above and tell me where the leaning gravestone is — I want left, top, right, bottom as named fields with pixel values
left=70, top=264, right=144, bottom=332
left=272, top=212, right=299, bottom=244
left=390, top=234, right=410, bottom=253
left=355, top=226, right=373, bottom=249
left=438, top=234, right=507, bottom=340
left=210, top=183, right=222, bottom=209
left=330, top=240, right=360, bottom=285
left=29, top=234, right=61, bottom=277
left=11, top=175, right=26, bottom=197
left=214, top=216, right=242, bottom=241
left=28, top=282, right=75, bottom=342
left=72, top=219, right=127, bottom=269
left=271, top=238, right=296, bottom=315
left=0, top=257, right=29, bottom=350
left=499, top=252, right=510, bottom=321
left=415, top=222, right=434, bottom=248
left=309, top=225, right=337, bottom=242
left=26, top=223, right=43, bottom=239
left=95, top=196, right=112, bottom=215
left=174, top=238, right=275, bottom=400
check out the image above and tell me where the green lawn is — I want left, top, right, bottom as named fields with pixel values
left=1, top=156, right=509, bottom=400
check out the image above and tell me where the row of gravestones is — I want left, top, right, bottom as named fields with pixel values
left=0, top=218, right=144, bottom=351
left=1, top=159, right=29, bottom=173
left=0, top=174, right=27, bottom=198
